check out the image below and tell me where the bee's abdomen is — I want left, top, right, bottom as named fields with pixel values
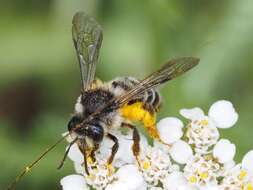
left=110, top=77, right=161, bottom=112
left=143, top=89, right=161, bottom=112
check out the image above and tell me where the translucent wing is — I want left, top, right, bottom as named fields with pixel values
left=72, top=12, right=103, bottom=90
left=115, top=57, right=199, bottom=106
left=81, top=57, right=199, bottom=124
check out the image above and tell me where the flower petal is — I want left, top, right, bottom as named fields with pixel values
left=116, top=164, right=144, bottom=190
left=242, top=150, right=253, bottom=176
left=163, top=172, right=188, bottom=190
left=208, top=100, right=238, bottom=128
left=105, top=181, right=128, bottom=190
left=157, top=117, right=184, bottom=144
left=68, top=143, right=84, bottom=164
left=60, top=175, right=88, bottom=190
left=180, top=107, right=205, bottom=121
left=74, top=162, right=85, bottom=175
left=200, top=185, right=221, bottom=190
left=153, top=140, right=170, bottom=154
left=213, top=139, right=236, bottom=163
left=169, top=140, right=193, bottom=164
left=98, top=131, right=148, bottom=167
left=223, top=160, right=236, bottom=170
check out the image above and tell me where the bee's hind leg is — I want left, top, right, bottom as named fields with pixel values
left=107, top=133, right=119, bottom=165
left=121, top=123, right=141, bottom=167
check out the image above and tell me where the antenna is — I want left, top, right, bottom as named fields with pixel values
left=5, top=133, right=70, bottom=190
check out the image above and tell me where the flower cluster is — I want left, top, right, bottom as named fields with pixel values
left=61, top=100, right=253, bottom=190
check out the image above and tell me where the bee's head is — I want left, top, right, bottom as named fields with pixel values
left=68, top=115, right=104, bottom=143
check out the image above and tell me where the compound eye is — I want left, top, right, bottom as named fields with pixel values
left=68, top=116, right=82, bottom=131
left=87, top=124, right=104, bottom=142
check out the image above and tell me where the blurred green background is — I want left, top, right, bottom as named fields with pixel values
left=1, top=0, right=253, bottom=189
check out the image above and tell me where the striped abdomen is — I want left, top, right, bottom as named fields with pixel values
left=110, top=77, right=161, bottom=112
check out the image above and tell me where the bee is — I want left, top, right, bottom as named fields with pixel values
left=6, top=11, right=199, bottom=190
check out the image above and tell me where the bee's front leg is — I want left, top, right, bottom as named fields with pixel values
left=107, top=133, right=119, bottom=165
left=79, top=140, right=90, bottom=175
left=90, top=143, right=99, bottom=163
left=57, top=137, right=78, bottom=170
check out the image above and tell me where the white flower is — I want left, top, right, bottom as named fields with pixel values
left=221, top=164, right=253, bottom=190
left=242, top=150, right=253, bottom=176
left=67, top=145, right=116, bottom=189
left=213, top=139, right=236, bottom=163
left=180, top=107, right=205, bottom=121
left=105, top=181, right=128, bottom=190
left=68, top=143, right=84, bottom=164
left=98, top=130, right=148, bottom=167
left=153, top=140, right=170, bottom=154
left=169, top=140, right=193, bottom=164
left=223, top=160, right=236, bottom=171
left=199, top=185, right=221, bottom=190
left=139, top=146, right=172, bottom=186
left=184, top=154, right=221, bottom=187
left=60, top=100, right=250, bottom=190
left=60, top=175, right=89, bottom=190
left=84, top=159, right=116, bottom=189
left=157, top=117, right=184, bottom=144
left=116, top=164, right=145, bottom=190
left=180, top=107, right=220, bottom=154
left=163, top=172, right=188, bottom=190
left=208, top=100, right=238, bottom=128
left=148, top=187, right=163, bottom=190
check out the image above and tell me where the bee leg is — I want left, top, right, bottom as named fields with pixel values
left=57, top=138, right=78, bottom=169
left=79, top=140, right=90, bottom=175
left=107, top=133, right=119, bottom=165
left=90, top=143, right=99, bottom=163
left=121, top=123, right=141, bottom=166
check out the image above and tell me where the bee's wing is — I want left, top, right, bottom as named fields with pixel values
left=72, top=12, right=103, bottom=90
left=83, top=57, right=199, bottom=124
left=114, top=57, right=199, bottom=106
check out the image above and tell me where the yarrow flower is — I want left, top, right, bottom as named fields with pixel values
left=138, top=146, right=173, bottom=186
left=60, top=100, right=253, bottom=190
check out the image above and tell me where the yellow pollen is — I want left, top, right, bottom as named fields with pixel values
left=199, top=172, right=209, bottom=180
left=120, top=102, right=159, bottom=139
left=200, top=119, right=209, bottom=126
left=87, top=157, right=94, bottom=164
left=189, top=175, right=197, bottom=183
left=106, top=164, right=115, bottom=176
left=143, top=161, right=151, bottom=170
left=107, top=164, right=113, bottom=170
left=87, top=174, right=95, bottom=180
left=247, top=183, right=253, bottom=190
left=239, top=170, right=247, bottom=180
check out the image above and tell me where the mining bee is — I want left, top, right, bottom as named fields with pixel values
left=6, top=11, right=199, bottom=190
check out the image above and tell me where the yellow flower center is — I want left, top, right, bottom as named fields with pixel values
left=143, top=160, right=151, bottom=170
left=200, top=119, right=209, bottom=126
left=247, top=183, right=253, bottom=190
left=199, top=171, right=209, bottom=180
left=239, top=170, right=247, bottom=180
left=189, top=175, right=197, bottom=183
